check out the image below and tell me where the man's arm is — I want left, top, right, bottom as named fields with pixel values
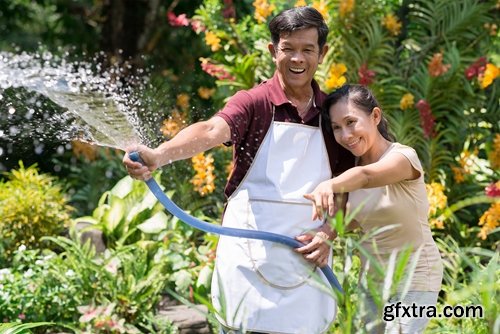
left=123, top=116, right=231, bottom=180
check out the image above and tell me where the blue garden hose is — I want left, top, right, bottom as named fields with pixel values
left=129, top=151, right=343, bottom=293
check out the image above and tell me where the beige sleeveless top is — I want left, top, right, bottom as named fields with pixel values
left=347, top=143, right=443, bottom=292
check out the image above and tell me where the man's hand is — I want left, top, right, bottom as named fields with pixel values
left=295, top=224, right=336, bottom=267
left=122, top=145, right=160, bottom=181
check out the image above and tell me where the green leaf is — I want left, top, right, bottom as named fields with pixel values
left=137, top=211, right=168, bottom=234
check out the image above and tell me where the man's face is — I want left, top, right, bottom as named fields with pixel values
left=269, top=28, right=328, bottom=92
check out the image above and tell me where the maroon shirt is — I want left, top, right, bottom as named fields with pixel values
left=217, top=72, right=354, bottom=198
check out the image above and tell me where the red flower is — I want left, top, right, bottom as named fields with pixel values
left=464, top=56, right=487, bottom=80
left=190, top=19, right=206, bottom=33
left=485, top=182, right=500, bottom=197
left=167, top=12, right=190, bottom=27
left=416, top=99, right=435, bottom=139
left=358, top=63, right=376, bottom=85
left=200, top=58, right=235, bottom=81
left=223, top=0, right=236, bottom=19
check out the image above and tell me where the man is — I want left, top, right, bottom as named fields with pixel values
left=123, top=6, right=354, bottom=334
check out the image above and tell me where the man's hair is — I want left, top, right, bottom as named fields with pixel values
left=269, top=7, right=329, bottom=49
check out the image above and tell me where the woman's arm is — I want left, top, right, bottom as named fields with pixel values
left=304, top=152, right=420, bottom=220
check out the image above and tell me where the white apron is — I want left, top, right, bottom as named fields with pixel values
left=212, top=109, right=337, bottom=334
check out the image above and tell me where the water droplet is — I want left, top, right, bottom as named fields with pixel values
left=8, top=107, right=15, bottom=114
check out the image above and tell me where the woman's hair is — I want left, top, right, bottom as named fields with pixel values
left=269, top=7, right=329, bottom=49
left=322, top=84, right=396, bottom=142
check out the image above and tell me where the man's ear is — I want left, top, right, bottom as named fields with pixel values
left=318, top=45, right=329, bottom=64
left=268, top=42, right=277, bottom=61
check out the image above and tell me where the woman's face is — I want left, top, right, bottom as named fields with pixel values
left=329, top=101, right=380, bottom=157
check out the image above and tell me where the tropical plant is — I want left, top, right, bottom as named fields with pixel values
left=0, top=162, right=73, bottom=266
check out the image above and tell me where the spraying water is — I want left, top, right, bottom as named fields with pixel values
left=0, top=50, right=157, bottom=152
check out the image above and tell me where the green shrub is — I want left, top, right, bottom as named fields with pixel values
left=0, top=162, right=73, bottom=265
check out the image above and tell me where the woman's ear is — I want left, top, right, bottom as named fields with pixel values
left=372, top=107, right=382, bottom=125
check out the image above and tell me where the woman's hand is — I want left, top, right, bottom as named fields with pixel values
left=295, top=224, right=336, bottom=267
left=303, top=179, right=335, bottom=220
left=122, top=145, right=160, bottom=181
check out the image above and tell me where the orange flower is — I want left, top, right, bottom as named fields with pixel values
left=382, top=13, right=402, bottom=36
left=489, top=133, right=500, bottom=169
left=294, top=0, right=307, bottom=7
left=191, top=152, right=216, bottom=196
left=161, top=110, right=186, bottom=139
left=176, top=93, right=190, bottom=110
left=399, top=93, right=414, bottom=110
left=478, top=202, right=500, bottom=240
left=197, top=87, right=216, bottom=100
left=72, top=140, right=98, bottom=161
left=312, top=0, right=329, bottom=19
left=325, top=63, right=348, bottom=90
left=253, top=0, right=275, bottom=24
left=428, top=52, right=451, bottom=77
left=205, top=31, right=221, bottom=52
left=479, top=63, right=499, bottom=89
left=339, top=0, right=355, bottom=18
left=451, top=166, right=465, bottom=183
left=426, top=182, right=447, bottom=224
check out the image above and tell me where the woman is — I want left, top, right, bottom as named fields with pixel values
left=301, top=84, right=443, bottom=334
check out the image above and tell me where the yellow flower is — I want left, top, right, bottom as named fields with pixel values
left=253, top=0, right=276, bottom=24
left=205, top=31, right=221, bottom=52
left=451, top=166, right=465, bottom=183
left=382, top=13, right=402, bottom=36
left=479, top=63, right=499, bottom=89
left=191, top=153, right=216, bottom=196
left=478, top=202, right=500, bottom=240
left=325, top=63, right=348, bottom=90
left=161, top=110, right=186, bottom=139
left=312, top=0, right=328, bottom=19
left=176, top=93, right=190, bottom=110
left=294, top=0, right=307, bottom=7
left=489, top=133, right=500, bottom=169
left=426, top=182, right=447, bottom=220
left=458, top=149, right=477, bottom=174
left=226, top=160, right=234, bottom=180
left=339, top=0, right=355, bottom=18
left=197, top=87, right=216, bottom=100
left=399, top=93, right=414, bottom=110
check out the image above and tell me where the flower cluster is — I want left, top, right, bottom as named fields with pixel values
left=312, top=0, right=329, bottom=20
left=415, top=99, right=435, bottom=139
left=176, top=93, right=190, bottom=111
left=198, top=86, right=216, bottom=100
left=489, top=133, right=500, bottom=169
left=426, top=182, right=448, bottom=229
left=382, top=13, right=402, bottom=36
left=78, top=303, right=139, bottom=334
left=399, top=93, right=414, bottom=110
left=253, top=0, right=276, bottom=24
left=191, top=152, right=216, bottom=196
left=161, top=110, right=186, bottom=139
left=478, top=202, right=500, bottom=240
left=428, top=52, right=451, bottom=77
left=339, top=0, right=355, bottom=18
left=167, top=12, right=190, bottom=27
left=358, top=63, right=375, bottom=85
left=464, top=56, right=487, bottom=80
left=294, top=0, right=307, bottom=7
left=205, top=31, right=222, bottom=52
left=325, top=63, right=347, bottom=90
left=485, top=181, right=500, bottom=197
left=199, top=57, right=235, bottom=81
left=479, top=63, right=499, bottom=89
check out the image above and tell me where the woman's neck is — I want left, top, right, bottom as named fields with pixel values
left=359, top=136, right=392, bottom=166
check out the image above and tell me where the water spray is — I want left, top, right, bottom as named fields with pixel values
left=129, top=151, right=343, bottom=293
